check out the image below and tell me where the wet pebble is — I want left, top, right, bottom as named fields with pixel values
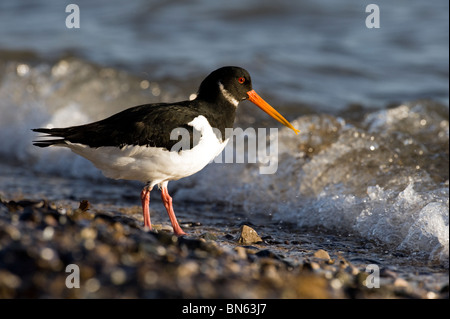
left=238, top=225, right=262, bottom=245
left=255, top=249, right=284, bottom=260
left=380, top=268, right=398, bottom=279
left=234, top=246, right=248, bottom=260
left=200, top=232, right=217, bottom=241
left=394, top=278, right=409, bottom=288
left=223, top=234, right=234, bottom=240
left=181, top=221, right=202, bottom=227
left=314, top=249, right=331, bottom=261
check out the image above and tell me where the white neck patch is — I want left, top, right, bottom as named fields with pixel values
left=218, top=82, right=239, bottom=107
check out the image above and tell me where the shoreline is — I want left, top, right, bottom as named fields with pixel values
left=0, top=196, right=448, bottom=299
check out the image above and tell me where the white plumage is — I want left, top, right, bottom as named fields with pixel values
left=61, top=115, right=228, bottom=188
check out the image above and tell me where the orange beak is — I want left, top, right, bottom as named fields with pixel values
left=247, top=90, right=300, bottom=135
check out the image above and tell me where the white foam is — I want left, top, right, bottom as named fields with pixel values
left=399, top=201, right=449, bottom=265
left=1, top=60, right=448, bottom=266
left=175, top=104, right=449, bottom=266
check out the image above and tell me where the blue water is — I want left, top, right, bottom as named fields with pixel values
left=0, top=0, right=448, bottom=269
left=0, top=0, right=448, bottom=110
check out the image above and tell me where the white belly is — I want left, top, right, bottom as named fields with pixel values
left=64, top=115, right=228, bottom=187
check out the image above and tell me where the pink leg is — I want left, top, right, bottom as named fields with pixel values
left=160, top=186, right=186, bottom=236
left=141, top=185, right=152, bottom=230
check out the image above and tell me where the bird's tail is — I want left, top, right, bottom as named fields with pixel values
left=32, top=128, right=67, bottom=147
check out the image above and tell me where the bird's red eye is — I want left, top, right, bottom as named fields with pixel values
left=238, top=77, right=245, bottom=84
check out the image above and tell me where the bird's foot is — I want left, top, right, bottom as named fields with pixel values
left=173, top=228, right=187, bottom=236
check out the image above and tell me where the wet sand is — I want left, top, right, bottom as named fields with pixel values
left=0, top=195, right=448, bottom=299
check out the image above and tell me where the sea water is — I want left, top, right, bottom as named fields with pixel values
left=0, top=0, right=448, bottom=269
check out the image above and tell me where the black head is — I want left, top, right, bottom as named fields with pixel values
left=196, top=66, right=253, bottom=106
left=196, top=66, right=301, bottom=135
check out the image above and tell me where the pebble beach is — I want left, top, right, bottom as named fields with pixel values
left=1, top=197, right=447, bottom=299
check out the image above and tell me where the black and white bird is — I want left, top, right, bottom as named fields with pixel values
left=33, top=66, right=299, bottom=236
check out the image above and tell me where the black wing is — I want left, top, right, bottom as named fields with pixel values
left=33, top=101, right=204, bottom=151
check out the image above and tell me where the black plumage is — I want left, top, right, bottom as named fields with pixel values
left=33, top=66, right=252, bottom=151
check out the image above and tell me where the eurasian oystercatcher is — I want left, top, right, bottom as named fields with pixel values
left=33, top=66, right=299, bottom=236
